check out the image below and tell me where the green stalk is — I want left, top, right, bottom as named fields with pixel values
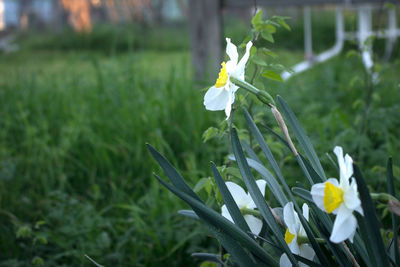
left=370, top=192, right=400, bottom=203
left=241, top=207, right=262, bottom=218
left=230, top=77, right=275, bottom=106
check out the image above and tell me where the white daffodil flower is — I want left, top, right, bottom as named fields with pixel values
left=280, top=202, right=315, bottom=267
left=204, top=38, right=253, bottom=119
left=311, top=146, right=363, bottom=243
left=221, top=180, right=266, bottom=235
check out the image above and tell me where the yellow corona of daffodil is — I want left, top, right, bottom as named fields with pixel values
left=204, top=38, right=253, bottom=119
left=280, top=202, right=315, bottom=267
left=311, top=146, right=363, bottom=243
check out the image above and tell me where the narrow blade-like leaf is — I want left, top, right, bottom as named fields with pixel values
left=242, top=141, right=262, bottom=163
left=243, top=109, right=295, bottom=202
left=147, top=144, right=202, bottom=202
left=277, top=96, right=326, bottom=180
left=387, top=157, right=399, bottom=265
left=191, top=253, right=223, bottom=264
left=353, top=164, right=389, bottom=266
left=178, top=210, right=199, bottom=220
left=211, top=162, right=252, bottom=234
left=292, top=187, right=313, bottom=202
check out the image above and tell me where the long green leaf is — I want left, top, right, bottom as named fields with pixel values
left=353, top=164, right=390, bottom=266
left=292, top=187, right=313, bottom=202
left=178, top=210, right=199, bottom=220
left=191, top=253, right=223, bottom=264
left=211, top=162, right=252, bottom=234
left=296, top=155, right=315, bottom=185
left=154, top=174, right=276, bottom=266
left=387, top=157, right=399, bottom=265
left=277, top=96, right=326, bottom=180
left=300, top=155, right=324, bottom=184
left=147, top=144, right=202, bottom=202
left=231, top=128, right=298, bottom=267
left=355, top=213, right=376, bottom=267
left=243, top=109, right=294, bottom=202
left=261, top=123, right=291, bottom=150
left=242, top=141, right=262, bottom=163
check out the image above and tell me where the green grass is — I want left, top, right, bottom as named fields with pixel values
left=0, top=49, right=225, bottom=266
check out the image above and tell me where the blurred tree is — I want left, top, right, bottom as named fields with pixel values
left=189, top=0, right=222, bottom=81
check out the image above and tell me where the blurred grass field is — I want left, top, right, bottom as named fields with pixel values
left=0, top=47, right=225, bottom=266
left=1, top=13, right=400, bottom=266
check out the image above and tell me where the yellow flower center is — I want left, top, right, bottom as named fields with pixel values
left=215, top=62, right=228, bottom=88
left=323, top=181, right=344, bottom=213
left=284, top=228, right=295, bottom=244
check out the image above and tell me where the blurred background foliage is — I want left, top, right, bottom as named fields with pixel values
left=0, top=1, right=399, bottom=266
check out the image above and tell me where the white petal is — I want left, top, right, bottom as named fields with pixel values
left=311, top=178, right=339, bottom=212
left=299, top=244, right=315, bottom=267
left=334, top=146, right=347, bottom=182
left=344, top=154, right=354, bottom=179
left=333, top=146, right=344, bottom=164
left=247, top=180, right=267, bottom=209
left=221, top=205, right=233, bottom=222
left=229, top=82, right=239, bottom=94
left=204, top=86, right=229, bottom=111
left=224, top=90, right=233, bottom=119
left=311, top=183, right=326, bottom=211
left=330, top=205, right=357, bottom=243
left=298, top=203, right=310, bottom=237
left=284, top=202, right=300, bottom=235
left=256, top=180, right=267, bottom=197
left=234, top=40, right=253, bottom=79
left=225, top=38, right=238, bottom=66
left=302, top=203, right=309, bottom=221
left=225, top=182, right=250, bottom=208
left=279, top=253, right=292, bottom=267
left=244, top=215, right=263, bottom=235
left=355, top=204, right=364, bottom=216
left=343, top=179, right=361, bottom=211
left=288, top=237, right=300, bottom=254
left=225, top=60, right=237, bottom=75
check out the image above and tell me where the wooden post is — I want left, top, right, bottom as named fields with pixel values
left=189, top=0, right=222, bottom=81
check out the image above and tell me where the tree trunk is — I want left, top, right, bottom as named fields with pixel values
left=189, top=0, right=222, bottom=81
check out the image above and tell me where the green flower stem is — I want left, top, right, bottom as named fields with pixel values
left=230, top=77, right=275, bottom=106
left=241, top=207, right=262, bottom=218
left=370, top=192, right=399, bottom=203
left=241, top=207, right=284, bottom=226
